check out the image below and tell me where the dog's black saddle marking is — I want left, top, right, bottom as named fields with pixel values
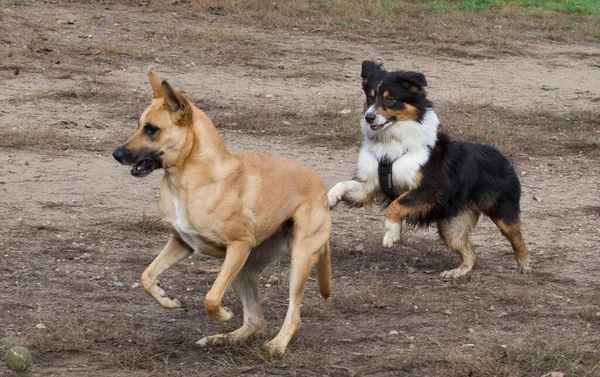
left=378, top=157, right=399, bottom=201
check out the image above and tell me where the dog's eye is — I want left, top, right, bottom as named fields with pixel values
left=143, top=123, right=160, bottom=137
left=383, top=96, right=395, bottom=104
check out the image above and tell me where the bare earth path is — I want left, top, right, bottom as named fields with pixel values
left=1, top=2, right=599, bottom=376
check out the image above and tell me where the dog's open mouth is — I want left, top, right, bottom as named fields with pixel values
left=370, top=118, right=394, bottom=131
left=131, top=158, right=161, bottom=178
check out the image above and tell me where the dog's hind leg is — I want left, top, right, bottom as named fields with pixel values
left=197, top=229, right=290, bottom=348
left=264, top=202, right=331, bottom=356
left=491, top=217, right=531, bottom=274
left=141, top=236, right=193, bottom=309
left=438, top=208, right=480, bottom=279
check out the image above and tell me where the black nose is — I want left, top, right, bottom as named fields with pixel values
left=365, top=113, right=377, bottom=124
left=112, top=147, right=125, bottom=163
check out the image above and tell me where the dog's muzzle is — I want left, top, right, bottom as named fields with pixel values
left=112, top=147, right=163, bottom=178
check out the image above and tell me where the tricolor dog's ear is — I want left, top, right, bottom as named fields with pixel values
left=148, top=66, right=163, bottom=98
left=396, top=71, right=428, bottom=88
left=361, top=60, right=382, bottom=86
left=161, top=80, right=192, bottom=125
left=361, top=60, right=382, bottom=78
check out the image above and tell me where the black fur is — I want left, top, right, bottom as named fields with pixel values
left=399, top=132, right=522, bottom=227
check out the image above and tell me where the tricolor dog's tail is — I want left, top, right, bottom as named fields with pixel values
left=316, top=241, right=331, bottom=300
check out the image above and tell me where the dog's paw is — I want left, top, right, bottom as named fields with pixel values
left=207, top=306, right=234, bottom=324
left=517, top=258, right=531, bottom=274
left=196, top=334, right=227, bottom=348
left=263, top=340, right=287, bottom=358
left=382, top=220, right=401, bottom=248
left=327, top=183, right=344, bottom=208
left=439, top=266, right=472, bottom=279
left=156, top=290, right=184, bottom=309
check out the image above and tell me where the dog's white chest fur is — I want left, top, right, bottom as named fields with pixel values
left=356, top=110, right=439, bottom=191
left=170, top=186, right=202, bottom=252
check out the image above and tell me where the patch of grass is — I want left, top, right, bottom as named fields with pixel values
left=91, top=13, right=102, bottom=20
left=6, top=0, right=27, bottom=8
left=438, top=103, right=600, bottom=158
left=428, top=0, right=600, bottom=15
left=188, top=0, right=600, bottom=49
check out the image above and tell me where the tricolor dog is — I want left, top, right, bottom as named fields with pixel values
left=113, top=68, right=332, bottom=356
left=328, top=61, right=531, bottom=278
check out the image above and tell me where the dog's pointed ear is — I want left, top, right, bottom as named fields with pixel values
left=161, top=80, right=192, bottom=124
left=148, top=66, right=163, bottom=98
left=361, top=60, right=382, bottom=79
left=397, top=71, right=428, bottom=88
left=361, top=60, right=382, bottom=87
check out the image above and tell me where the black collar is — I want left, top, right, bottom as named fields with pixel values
left=378, top=156, right=399, bottom=201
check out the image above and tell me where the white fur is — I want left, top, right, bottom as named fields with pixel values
left=359, top=109, right=439, bottom=190
left=169, top=182, right=202, bottom=253
left=328, top=109, right=440, bottom=208
left=382, top=219, right=401, bottom=248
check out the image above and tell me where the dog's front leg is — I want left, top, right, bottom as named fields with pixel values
left=141, top=236, right=193, bottom=309
left=204, top=240, right=253, bottom=324
left=382, top=190, right=435, bottom=248
left=327, top=179, right=374, bottom=208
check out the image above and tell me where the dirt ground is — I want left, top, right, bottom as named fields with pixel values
left=1, top=2, right=599, bottom=376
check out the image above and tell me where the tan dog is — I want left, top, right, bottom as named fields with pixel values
left=112, top=68, right=332, bottom=356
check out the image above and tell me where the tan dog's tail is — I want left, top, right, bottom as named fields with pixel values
left=316, top=242, right=331, bottom=300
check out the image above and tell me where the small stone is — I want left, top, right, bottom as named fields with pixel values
left=338, top=109, right=351, bottom=115
left=389, top=330, right=399, bottom=335
left=132, top=282, right=141, bottom=288
left=462, top=343, right=475, bottom=347
left=406, top=267, right=417, bottom=274
left=541, top=373, right=566, bottom=377
left=533, top=195, right=542, bottom=202
left=113, top=282, right=124, bottom=287
left=264, top=283, right=272, bottom=288
left=36, top=323, right=46, bottom=329
left=265, top=94, right=274, bottom=99
left=444, top=309, right=452, bottom=315
left=267, top=275, right=279, bottom=284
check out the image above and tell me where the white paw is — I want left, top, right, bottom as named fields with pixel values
left=327, top=183, right=344, bottom=208
left=196, top=334, right=227, bottom=347
left=382, top=220, right=401, bottom=248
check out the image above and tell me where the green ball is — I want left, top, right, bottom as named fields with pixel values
left=4, top=346, right=32, bottom=372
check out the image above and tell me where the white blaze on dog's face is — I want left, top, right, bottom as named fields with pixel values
left=359, top=60, right=431, bottom=139
left=112, top=68, right=194, bottom=177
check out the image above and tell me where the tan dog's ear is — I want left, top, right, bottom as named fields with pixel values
left=148, top=66, right=162, bottom=98
left=161, top=80, right=192, bottom=124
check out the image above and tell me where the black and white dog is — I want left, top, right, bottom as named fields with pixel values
left=328, top=61, right=531, bottom=278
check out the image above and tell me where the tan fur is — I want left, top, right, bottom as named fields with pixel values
left=120, top=69, right=332, bottom=356
left=376, top=103, right=419, bottom=121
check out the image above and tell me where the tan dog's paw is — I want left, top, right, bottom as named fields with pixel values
left=154, top=288, right=184, bottom=309
left=207, top=306, right=234, bottom=324
left=382, top=220, right=401, bottom=248
left=517, top=258, right=531, bottom=274
left=263, top=340, right=287, bottom=358
left=158, top=297, right=183, bottom=309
